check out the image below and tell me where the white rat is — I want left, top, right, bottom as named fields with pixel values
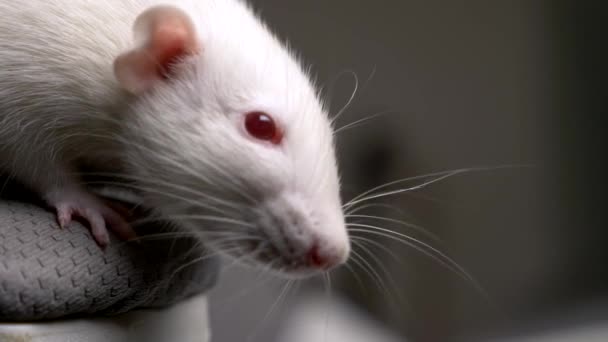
left=0, top=0, right=350, bottom=276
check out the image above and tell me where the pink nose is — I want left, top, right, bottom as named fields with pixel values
left=306, top=243, right=340, bottom=270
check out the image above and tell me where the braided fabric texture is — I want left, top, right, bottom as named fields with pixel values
left=0, top=199, right=218, bottom=321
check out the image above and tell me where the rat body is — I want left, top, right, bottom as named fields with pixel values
left=0, top=0, right=350, bottom=276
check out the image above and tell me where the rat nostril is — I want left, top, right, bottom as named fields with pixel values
left=306, top=242, right=339, bottom=270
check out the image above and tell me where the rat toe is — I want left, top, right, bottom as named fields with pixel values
left=55, top=205, right=74, bottom=228
left=83, top=208, right=111, bottom=247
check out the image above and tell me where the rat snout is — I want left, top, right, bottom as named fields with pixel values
left=257, top=193, right=350, bottom=274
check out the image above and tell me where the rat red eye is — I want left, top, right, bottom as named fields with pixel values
left=245, top=111, right=283, bottom=144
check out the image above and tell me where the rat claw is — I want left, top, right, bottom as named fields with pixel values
left=55, top=205, right=73, bottom=229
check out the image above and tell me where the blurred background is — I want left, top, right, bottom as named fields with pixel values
left=208, top=1, right=606, bottom=341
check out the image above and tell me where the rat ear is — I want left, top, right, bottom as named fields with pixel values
left=114, top=5, right=200, bottom=94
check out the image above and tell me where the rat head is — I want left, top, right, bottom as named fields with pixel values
left=114, top=4, right=350, bottom=277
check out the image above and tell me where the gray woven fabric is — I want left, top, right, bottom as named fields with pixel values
left=0, top=195, right=219, bottom=321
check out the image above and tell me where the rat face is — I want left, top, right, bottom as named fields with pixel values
left=116, top=4, right=350, bottom=277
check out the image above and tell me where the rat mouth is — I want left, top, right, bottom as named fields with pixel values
left=205, top=225, right=327, bottom=278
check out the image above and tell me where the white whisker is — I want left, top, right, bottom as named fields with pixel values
left=346, top=214, right=443, bottom=244
left=348, top=224, right=492, bottom=302
left=353, top=238, right=408, bottom=307
left=133, top=214, right=254, bottom=229
left=323, top=272, right=333, bottom=342
left=333, top=110, right=394, bottom=134
left=330, top=70, right=359, bottom=125
left=246, top=279, right=294, bottom=342
left=344, top=164, right=535, bottom=210
left=349, top=250, right=391, bottom=299
left=344, top=263, right=367, bottom=295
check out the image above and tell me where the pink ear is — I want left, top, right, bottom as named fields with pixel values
left=114, top=5, right=200, bottom=94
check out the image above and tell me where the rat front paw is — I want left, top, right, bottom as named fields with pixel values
left=47, top=188, right=137, bottom=247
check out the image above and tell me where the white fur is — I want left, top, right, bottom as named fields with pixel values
left=0, top=0, right=350, bottom=276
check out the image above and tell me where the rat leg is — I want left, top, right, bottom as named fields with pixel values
left=1, top=147, right=136, bottom=247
